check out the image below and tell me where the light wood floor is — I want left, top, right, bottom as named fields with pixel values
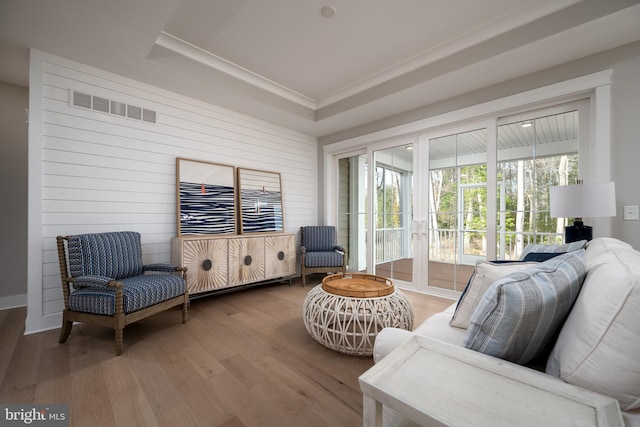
left=0, top=276, right=453, bottom=427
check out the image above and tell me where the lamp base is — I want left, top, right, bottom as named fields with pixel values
left=565, top=221, right=592, bottom=243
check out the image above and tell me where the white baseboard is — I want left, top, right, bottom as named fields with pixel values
left=0, top=293, right=27, bottom=310
left=25, top=312, right=62, bottom=335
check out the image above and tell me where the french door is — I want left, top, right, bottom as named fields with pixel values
left=334, top=100, right=587, bottom=296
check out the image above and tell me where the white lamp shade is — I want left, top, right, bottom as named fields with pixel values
left=550, top=182, right=616, bottom=218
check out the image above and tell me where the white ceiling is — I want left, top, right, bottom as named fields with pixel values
left=1, top=0, right=640, bottom=137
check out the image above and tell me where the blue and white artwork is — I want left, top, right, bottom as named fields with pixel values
left=178, top=159, right=236, bottom=235
left=238, top=168, right=284, bottom=234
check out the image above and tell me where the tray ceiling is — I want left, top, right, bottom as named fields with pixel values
left=1, top=0, right=640, bottom=137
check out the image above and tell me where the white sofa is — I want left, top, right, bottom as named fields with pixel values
left=374, top=237, right=640, bottom=426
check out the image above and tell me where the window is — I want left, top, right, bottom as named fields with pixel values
left=497, top=110, right=580, bottom=259
left=327, top=71, right=610, bottom=296
left=428, top=128, right=487, bottom=292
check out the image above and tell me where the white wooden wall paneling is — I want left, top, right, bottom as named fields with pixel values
left=29, top=51, right=317, bottom=325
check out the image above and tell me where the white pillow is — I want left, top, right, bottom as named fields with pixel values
left=546, top=245, right=640, bottom=411
left=450, top=261, right=537, bottom=329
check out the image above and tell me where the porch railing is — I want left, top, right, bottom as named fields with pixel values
left=374, top=227, right=564, bottom=265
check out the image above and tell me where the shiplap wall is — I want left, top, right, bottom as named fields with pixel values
left=28, top=50, right=317, bottom=333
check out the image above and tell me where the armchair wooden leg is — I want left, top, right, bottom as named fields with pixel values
left=115, top=328, right=123, bottom=356
left=301, top=272, right=306, bottom=287
left=58, top=311, right=73, bottom=344
left=182, top=294, right=189, bottom=323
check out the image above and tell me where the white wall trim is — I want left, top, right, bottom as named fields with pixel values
left=323, top=69, right=613, bottom=155
left=26, top=49, right=45, bottom=335
left=155, top=31, right=316, bottom=109
left=0, top=294, right=28, bottom=311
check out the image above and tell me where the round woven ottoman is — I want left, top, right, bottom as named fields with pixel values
left=302, top=273, right=413, bottom=356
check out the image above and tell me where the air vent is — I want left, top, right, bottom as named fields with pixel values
left=142, top=109, right=156, bottom=123
left=73, top=91, right=92, bottom=109
left=92, top=96, right=109, bottom=113
left=111, top=100, right=126, bottom=117
left=70, top=90, right=157, bottom=124
left=127, top=105, right=142, bottom=120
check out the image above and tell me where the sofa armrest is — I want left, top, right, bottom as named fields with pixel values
left=373, top=328, right=415, bottom=363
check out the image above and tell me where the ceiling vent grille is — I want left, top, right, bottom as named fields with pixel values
left=70, top=90, right=157, bottom=124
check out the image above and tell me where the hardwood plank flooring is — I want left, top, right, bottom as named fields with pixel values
left=0, top=277, right=453, bottom=426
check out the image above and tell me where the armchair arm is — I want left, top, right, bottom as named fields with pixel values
left=144, top=263, right=180, bottom=273
left=72, top=275, right=117, bottom=289
left=300, top=246, right=306, bottom=254
left=334, top=246, right=345, bottom=253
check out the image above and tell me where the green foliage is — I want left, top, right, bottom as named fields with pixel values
left=431, top=154, right=579, bottom=253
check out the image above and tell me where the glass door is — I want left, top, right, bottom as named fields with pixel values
left=496, top=109, right=580, bottom=259
left=460, top=182, right=487, bottom=265
left=337, top=153, right=368, bottom=272
left=331, top=101, right=587, bottom=297
left=372, top=144, right=414, bottom=284
left=427, top=128, right=487, bottom=293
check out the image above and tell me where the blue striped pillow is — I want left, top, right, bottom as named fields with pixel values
left=463, top=250, right=586, bottom=365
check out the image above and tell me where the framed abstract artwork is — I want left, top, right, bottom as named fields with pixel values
left=237, top=168, right=284, bottom=234
left=176, top=158, right=237, bottom=236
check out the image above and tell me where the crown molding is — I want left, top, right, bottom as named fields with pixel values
left=154, top=31, right=316, bottom=109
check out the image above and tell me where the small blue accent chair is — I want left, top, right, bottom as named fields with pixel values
left=56, top=231, right=189, bottom=355
left=300, top=226, right=347, bottom=286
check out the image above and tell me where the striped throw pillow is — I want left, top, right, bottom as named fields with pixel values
left=463, top=250, right=586, bottom=365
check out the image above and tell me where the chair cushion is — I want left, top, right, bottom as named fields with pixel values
left=67, top=231, right=144, bottom=280
left=69, top=274, right=185, bottom=315
left=304, top=251, right=343, bottom=268
left=303, top=226, right=337, bottom=252
left=463, top=250, right=586, bottom=365
left=546, top=239, right=640, bottom=411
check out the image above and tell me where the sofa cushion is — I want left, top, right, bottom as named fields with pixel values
left=416, top=303, right=467, bottom=345
left=546, top=239, right=640, bottom=411
left=373, top=303, right=465, bottom=363
left=519, top=240, right=587, bottom=260
left=450, top=261, right=537, bottom=329
left=463, top=250, right=586, bottom=365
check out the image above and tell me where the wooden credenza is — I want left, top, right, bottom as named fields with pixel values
left=172, top=234, right=296, bottom=296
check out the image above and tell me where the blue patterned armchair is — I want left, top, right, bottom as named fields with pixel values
left=300, top=226, right=347, bottom=286
left=56, top=231, right=189, bottom=355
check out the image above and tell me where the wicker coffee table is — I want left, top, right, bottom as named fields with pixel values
left=302, top=273, right=414, bottom=356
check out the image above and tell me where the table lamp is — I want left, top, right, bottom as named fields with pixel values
left=550, top=181, right=616, bottom=243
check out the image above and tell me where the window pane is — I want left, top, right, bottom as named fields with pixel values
left=428, top=128, right=486, bottom=291
left=373, top=145, right=414, bottom=283
left=496, top=111, right=579, bottom=259
left=337, top=155, right=367, bottom=272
